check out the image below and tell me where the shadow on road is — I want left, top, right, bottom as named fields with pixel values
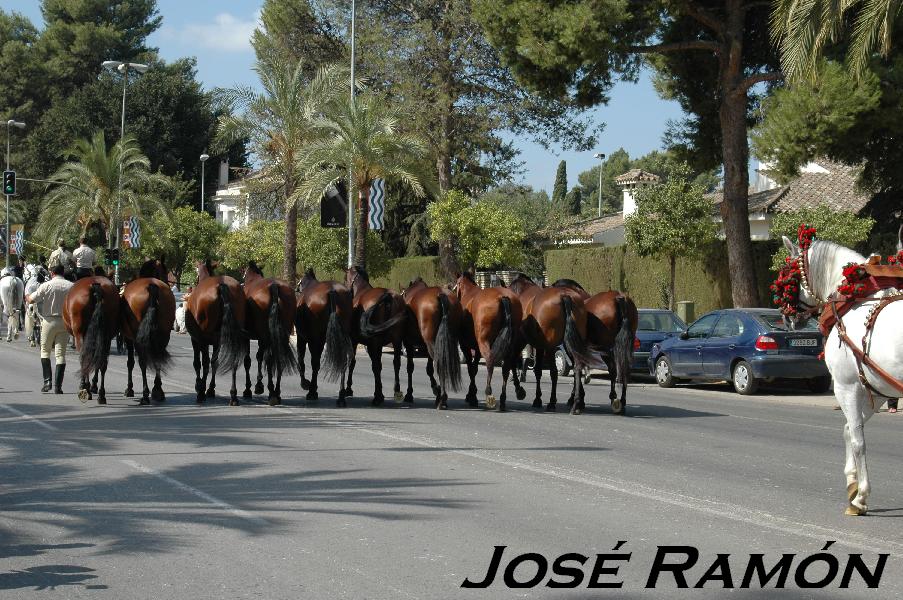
left=0, top=565, right=105, bottom=592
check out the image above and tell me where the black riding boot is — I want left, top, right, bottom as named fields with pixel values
left=41, top=358, right=52, bottom=392
left=54, top=364, right=65, bottom=394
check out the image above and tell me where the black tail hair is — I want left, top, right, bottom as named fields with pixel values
left=216, top=281, right=245, bottom=374
left=80, top=282, right=110, bottom=379
left=266, top=281, right=299, bottom=375
left=433, top=292, right=462, bottom=392
left=322, top=289, right=352, bottom=381
left=135, top=283, right=172, bottom=373
left=488, top=296, right=514, bottom=366
left=561, top=295, right=602, bottom=369
left=360, top=291, right=405, bottom=337
left=612, top=296, right=633, bottom=385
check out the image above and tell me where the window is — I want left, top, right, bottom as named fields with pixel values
left=712, top=314, right=744, bottom=338
left=687, top=314, right=720, bottom=339
left=638, top=312, right=686, bottom=332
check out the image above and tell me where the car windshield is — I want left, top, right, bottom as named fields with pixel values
left=637, top=311, right=685, bottom=332
left=752, top=312, right=819, bottom=331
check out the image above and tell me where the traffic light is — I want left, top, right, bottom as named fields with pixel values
left=2, top=171, right=14, bottom=195
left=110, top=248, right=120, bottom=266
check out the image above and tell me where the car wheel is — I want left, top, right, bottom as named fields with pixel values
left=554, top=349, right=571, bottom=377
left=732, top=360, right=759, bottom=395
left=807, top=375, right=832, bottom=394
left=655, top=356, right=675, bottom=388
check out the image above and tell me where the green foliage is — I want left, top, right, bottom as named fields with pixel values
left=427, top=190, right=526, bottom=270
left=252, top=0, right=345, bottom=71
left=141, top=206, right=225, bottom=287
left=751, top=61, right=881, bottom=184
left=565, top=187, right=582, bottom=216
left=551, top=160, right=567, bottom=208
left=770, top=207, right=876, bottom=270
left=370, top=256, right=444, bottom=291
left=624, top=163, right=717, bottom=260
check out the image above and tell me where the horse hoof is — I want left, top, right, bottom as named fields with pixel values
left=403, top=393, right=414, bottom=404
left=268, top=396, right=279, bottom=407
left=301, top=378, right=311, bottom=390
left=242, top=389, right=252, bottom=399
left=153, top=392, right=165, bottom=403
left=571, top=407, right=583, bottom=415
left=516, top=387, right=526, bottom=401
left=229, top=398, right=239, bottom=407
left=78, top=389, right=91, bottom=403
left=124, top=388, right=134, bottom=398
left=845, top=504, right=867, bottom=516
left=97, top=396, right=106, bottom=405
left=465, top=397, right=478, bottom=408
left=337, top=398, right=347, bottom=408
left=545, top=403, right=556, bottom=412
left=532, top=399, right=542, bottom=410
left=394, top=390, right=403, bottom=403
left=485, top=395, right=497, bottom=410
left=372, top=396, right=384, bottom=407
left=90, top=384, right=98, bottom=394
left=139, top=397, right=150, bottom=406
left=611, top=398, right=623, bottom=415
left=254, top=383, right=265, bottom=395
left=306, top=391, right=318, bottom=401
left=205, top=389, right=216, bottom=399
left=30, top=341, right=36, bottom=347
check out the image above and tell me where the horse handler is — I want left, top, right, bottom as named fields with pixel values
left=25, top=265, right=74, bottom=393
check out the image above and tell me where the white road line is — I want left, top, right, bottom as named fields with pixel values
left=297, top=415, right=903, bottom=555
left=0, top=403, right=59, bottom=431
left=121, top=459, right=267, bottom=525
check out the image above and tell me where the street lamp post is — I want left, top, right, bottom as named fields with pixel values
left=5, top=119, right=26, bottom=268
left=593, top=152, right=606, bottom=217
left=347, top=0, right=357, bottom=268
left=102, top=60, right=148, bottom=284
left=199, top=153, right=209, bottom=213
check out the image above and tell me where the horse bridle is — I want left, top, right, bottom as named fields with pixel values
left=794, top=247, right=822, bottom=320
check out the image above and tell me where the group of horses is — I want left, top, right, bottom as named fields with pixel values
left=48, top=259, right=638, bottom=415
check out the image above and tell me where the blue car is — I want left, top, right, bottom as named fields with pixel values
left=648, top=308, right=831, bottom=395
left=633, top=309, right=687, bottom=372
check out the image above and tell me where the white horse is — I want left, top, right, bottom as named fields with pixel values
left=24, top=265, right=48, bottom=347
left=783, top=235, right=903, bottom=516
left=0, top=268, right=24, bottom=342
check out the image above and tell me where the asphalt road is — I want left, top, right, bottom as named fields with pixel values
left=2, top=332, right=902, bottom=599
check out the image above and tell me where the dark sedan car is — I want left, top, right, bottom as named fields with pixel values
left=633, top=309, right=686, bottom=372
left=648, top=308, right=831, bottom=395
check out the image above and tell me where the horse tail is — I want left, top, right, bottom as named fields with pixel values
left=488, top=296, right=514, bottom=366
left=266, top=281, right=299, bottom=375
left=322, top=289, right=352, bottom=381
left=561, top=295, right=600, bottom=368
left=612, top=295, right=633, bottom=385
left=216, top=281, right=245, bottom=374
left=136, top=283, right=172, bottom=373
left=360, top=291, right=405, bottom=337
left=81, top=282, right=110, bottom=379
left=434, top=292, right=462, bottom=392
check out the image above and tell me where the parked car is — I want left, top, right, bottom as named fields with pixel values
left=633, top=309, right=686, bottom=372
left=649, top=308, right=831, bottom=394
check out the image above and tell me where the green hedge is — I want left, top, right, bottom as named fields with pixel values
left=544, top=241, right=779, bottom=313
left=370, top=256, right=443, bottom=291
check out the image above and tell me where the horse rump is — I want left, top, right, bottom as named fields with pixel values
left=216, top=281, right=246, bottom=374
left=135, top=283, right=172, bottom=373
left=434, top=293, right=462, bottom=392
left=488, top=296, right=514, bottom=366
left=266, top=281, right=298, bottom=375
left=360, top=291, right=405, bottom=337
left=81, top=282, right=110, bottom=379
left=322, top=289, right=352, bottom=381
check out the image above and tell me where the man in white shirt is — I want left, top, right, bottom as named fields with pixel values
left=26, top=265, right=74, bottom=393
left=72, top=238, right=97, bottom=280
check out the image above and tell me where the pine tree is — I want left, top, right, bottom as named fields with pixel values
left=565, top=187, right=582, bottom=216
left=552, top=160, right=567, bottom=209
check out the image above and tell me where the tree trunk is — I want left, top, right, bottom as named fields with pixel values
left=669, top=253, right=676, bottom=312
left=354, top=182, right=369, bottom=268
left=282, top=180, right=298, bottom=284
left=718, top=1, right=759, bottom=308
left=436, top=109, right=460, bottom=281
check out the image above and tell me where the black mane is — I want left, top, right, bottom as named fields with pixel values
left=551, top=278, right=585, bottom=292
left=247, top=260, right=264, bottom=276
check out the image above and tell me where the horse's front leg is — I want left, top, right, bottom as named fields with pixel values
left=206, top=344, right=218, bottom=398
left=463, top=347, right=478, bottom=407
left=368, top=343, right=384, bottom=406
left=90, top=369, right=98, bottom=394
left=345, top=346, right=356, bottom=397
left=532, top=347, right=544, bottom=409
left=125, top=342, right=135, bottom=397
left=255, top=345, right=266, bottom=395
left=570, top=362, right=584, bottom=415
left=839, top=384, right=873, bottom=515
left=484, top=359, right=498, bottom=411
left=392, top=341, right=403, bottom=402
left=151, top=370, right=165, bottom=402
left=96, top=367, right=107, bottom=405
left=242, top=348, right=253, bottom=399
left=192, top=339, right=204, bottom=403
left=228, top=366, right=239, bottom=406
left=403, top=342, right=415, bottom=404
left=138, top=356, right=150, bottom=406
left=843, top=423, right=858, bottom=506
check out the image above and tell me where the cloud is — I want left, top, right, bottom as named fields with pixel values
left=162, top=12, right=259, bottom=53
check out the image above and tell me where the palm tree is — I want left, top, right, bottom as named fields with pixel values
left=215, top=56, right=347, bottom=283
left=772, top=0, right=900, bottom=81
left=295, top=93, right=434, bottom=268
left=39, top=130, right=171, bottom=243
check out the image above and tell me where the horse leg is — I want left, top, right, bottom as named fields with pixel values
left=152, top=370, right=165, bottom=402
left=96, top=367, right=107, bottom=405
left=125, top=342, right=135, bottom=397
left=837, top=384, right=874, bottom=515
left=606, top=356, right=617, bottom=401
left=337, top=365, right=347, bottom=408
left=298, top=338, right=310, bottom=390
left=242, top=350, right=253, bottom=399
left=614, top=358, right=627, bottom=415
left=426, top=356, right=440, bottom=397
left=547, top=358, right=559, bottom=412
left=485, top=360, right=498, bottom=411
left=206, top=344, right=218, bottom=398
left=403, top=343, right=415, bottom=404
left=306, top=345, right=321, bottom=401
left=532, top=348, right=544, bottom=409
left=345, top=349, right=356, bottom=397
left=139, top=356, right=150, bottom=406
left=843, top=423, right=859, bottom=508
left=229, top=366, right=239, bottom=406
left=511, top=353, right=527, bottom=401
left=464, top=349, right=479, bottom=407
left=267, top=355, right=278, bottom=406
left=192, top=340, right=204, bottom=403
left=499, top=360, right=513, bottom=413
left=392, top=342, right=403, bottom=402
left=368, top=343, right=385, bottom=406
left=274, top=362, right=283, bottom=406
left=570, top=362, right=585, bottom=415
left=255, top=345, right=266, bottom=395
left=90, top=369, right=98, bottom=394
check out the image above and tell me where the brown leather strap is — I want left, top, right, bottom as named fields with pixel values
left=832, top=299, right=903, bottom=397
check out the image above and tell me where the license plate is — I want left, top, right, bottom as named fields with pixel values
left=790, top=338, right=817, bottom=347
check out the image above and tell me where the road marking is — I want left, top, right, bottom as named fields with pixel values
left=121, top=459, right=267, bottom=525
left=298, top=416, right=903, bottom=555
left=0, top=403, right=59, bottom=431
left=729, top=413, right=838, bottom=432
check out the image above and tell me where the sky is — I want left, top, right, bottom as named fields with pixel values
left=6, top=0, right=686, bottom=195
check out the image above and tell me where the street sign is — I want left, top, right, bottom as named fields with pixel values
left=368, top=179, right=385, bottom=230
left=2, top=170, right=14, bottom=195
left=321, top=182, right=348, bottom=228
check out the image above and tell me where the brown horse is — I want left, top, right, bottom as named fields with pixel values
left=63, top=276, right=121, bottom=404
left=120, top=258, right=176, bottom=405
left=241, top=261, right=298, bottom=405
left=344, top=266, right=408, bottom=406
left=509, top=273, right=598, bottom=414
left=295, top=268, right=354, bottom=406
left=454, top=272, right=522, bottom=411
left=552, top=279, right=638, bottom=415
left=185, top=260, right=247, bottom=405
left=401, top=277, right=463, bottom=409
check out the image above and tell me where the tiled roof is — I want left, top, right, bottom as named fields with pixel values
left=565, top=214, right=625, bottom=240
left=614, top=169, right=660, bottom=184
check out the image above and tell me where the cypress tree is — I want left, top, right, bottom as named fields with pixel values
left=551, top=160, right=567, bottom=209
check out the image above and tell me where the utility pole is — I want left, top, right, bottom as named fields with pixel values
left=593, top=152, right=606, bottom=217
left=347, top=0, right=357, bottom=268
left=5, top=119, right=25, bottom=268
